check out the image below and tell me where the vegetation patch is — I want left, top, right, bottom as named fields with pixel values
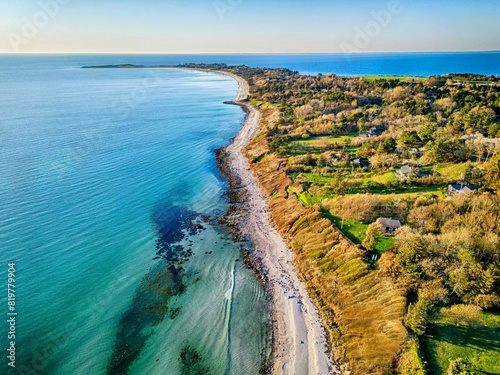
left=324, top=212, right=395, bottom=254
left=185, top=63, right=500, bottom=374
left=423, top=305, right=500, bottom=375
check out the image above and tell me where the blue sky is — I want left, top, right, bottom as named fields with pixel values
left=1, top=0, right=499, bottom=53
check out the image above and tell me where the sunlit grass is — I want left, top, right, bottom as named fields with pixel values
left=322, top=211, right=395, bottom=254
left=423, top=305, right=500, bottom=375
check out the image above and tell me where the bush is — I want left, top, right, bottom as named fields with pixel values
left=404, top=298, right=431, bottom=336
left=447, top=358, right=473, bottom=375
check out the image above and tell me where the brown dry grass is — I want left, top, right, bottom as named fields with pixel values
left=248, top=150, right=409, bottom=374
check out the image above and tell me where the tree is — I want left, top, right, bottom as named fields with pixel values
left=484, top=152, right=500, bottom=190
left=404, top=298, right=431, bottom=336
left=377, top=137, right=397, bottom=154
left=369, top=153, right=397, bottom=169
left=362, top=222, right=382, bottom=251
left=420, top=122, right=438, bottom=141
left=426, top=139, right=468, bottom=162
left=400, top=130, right=422, bottom=148
left=395, top=234, right=427, bottom=277
left=269, top=136, right=291, bottom=156
left=356, top=141, right=377, bottom=158
left=357, top=118, right=367, bottom=134
left=461, top=162, right=474, bottom=183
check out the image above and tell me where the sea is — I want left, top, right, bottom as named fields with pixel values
left=0, top=52, right=499, bottom=375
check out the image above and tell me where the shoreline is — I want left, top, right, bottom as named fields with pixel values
left=81, top=64, right=340, bottom=373
left=216, top=70, right=339, bottom=375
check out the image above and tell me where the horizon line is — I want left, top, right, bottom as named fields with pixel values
left=1, top=50, right=499, bottom=55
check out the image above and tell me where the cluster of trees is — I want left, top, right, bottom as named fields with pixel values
left=224, top=67, right=500, bottom=141
left=215, top=64, right=500, bottom=190
left=380, top=194, right=500, bottom=336
left=193, top=64, right=500, bottom=373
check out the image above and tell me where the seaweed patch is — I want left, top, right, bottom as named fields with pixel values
left=106, top=204, right=205, bottom=374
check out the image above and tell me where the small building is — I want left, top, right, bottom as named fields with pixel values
left=395, top=165, right=426, bottom=179
left=368, top=127, right=385, bottom=137
left=376, top=217, right=402, bottom=235
left=448, top=183, right=481, bottom=195
left=351, top=158, right=370, bottom=168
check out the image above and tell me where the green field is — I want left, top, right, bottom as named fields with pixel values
left=292, top=133, right=359, bottom=147
left=434, top=163, right=478, bottom=181
left=290, top=172, right=446, bottom=198
left=361, top=75, right=425, bottom=82
left=369, top=171, right=398, bottom=184
left=423, top=306, right=500, bottom=375
left=322, top=212, right=395, bottom=254
left=249, top=99, right=276, bottom=109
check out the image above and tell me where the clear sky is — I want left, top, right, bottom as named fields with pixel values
left=1, top=0, right=499, bottom=53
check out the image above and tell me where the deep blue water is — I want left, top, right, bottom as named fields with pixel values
left=2, top=51, right=499, bottom=76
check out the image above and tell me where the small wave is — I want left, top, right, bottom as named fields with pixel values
left=224, top=262, right=237, bottom=375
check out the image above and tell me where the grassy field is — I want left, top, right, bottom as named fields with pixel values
left=290, top=172, right=446, bottom=198
left=292, top=133, right=359, bottom=147
left=362, top=75, right=425, bottom=82
left=249, top=99, right=276, bottom=109
left=352, top=181, right=445, bottom=196
left=323, top=212, right=395, bottom=254
left=434, top=163, right=477, bottom=181
left=369, top=171, right=398, bottom=184
left=423, top=305, right=500, bottom=375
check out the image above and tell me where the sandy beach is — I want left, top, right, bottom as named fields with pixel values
left=219, top=71, right=340, bottom=375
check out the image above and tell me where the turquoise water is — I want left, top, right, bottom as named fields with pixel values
left=0, top=60, right=270, bottom=374
left=1, top=53, right=499, bottom=374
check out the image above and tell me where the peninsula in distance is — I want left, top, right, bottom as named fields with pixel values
left=1, top=1, right=499, bottom=375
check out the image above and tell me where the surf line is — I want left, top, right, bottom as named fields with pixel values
left=224, top=261, right=237, bottom=374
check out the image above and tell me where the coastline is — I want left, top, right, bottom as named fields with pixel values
left=216, top=71, right=339, bottom=375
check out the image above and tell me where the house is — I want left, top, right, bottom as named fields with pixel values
left=448, top=183, right=481, bottom=195
left=368, top=127, right=385, bottom=137
left=376, top=217, right=402, bottom=235
left=351, top=158, right=370, bottom=168
left=395, top=165, right=426, bottom=179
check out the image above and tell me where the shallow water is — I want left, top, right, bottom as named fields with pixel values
left=0, top=58, right=271, bottom=374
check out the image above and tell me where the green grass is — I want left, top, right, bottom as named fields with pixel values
left=249, top=99, right=275, bottom=109
left=353, top=181, right=445, bottom=196
left=423, top=306, right=500, bottom=375
left=288, top=149, right=323, bottom=156
left=292, top=133, right=359, bottom=147
left=366, top=171, right=398, bottom=184
left=345, top=147, right=360, bottom=156
left=287, top=187, right=322, bottom=207
left=289, top=136, right=360, bottom=157
left=362, top=75, right=425, bottom=82
left=296, top=192, right=316, bottom=206
left=297, top=173, right=341, bottom=185
left=289, top=172, right=446, bottom=198
left=434, top=163, right=476, bottom=181
left=322, top=211, right=395, bottom=254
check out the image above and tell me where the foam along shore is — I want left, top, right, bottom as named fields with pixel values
left=218, top=71, right=339, bottom=375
